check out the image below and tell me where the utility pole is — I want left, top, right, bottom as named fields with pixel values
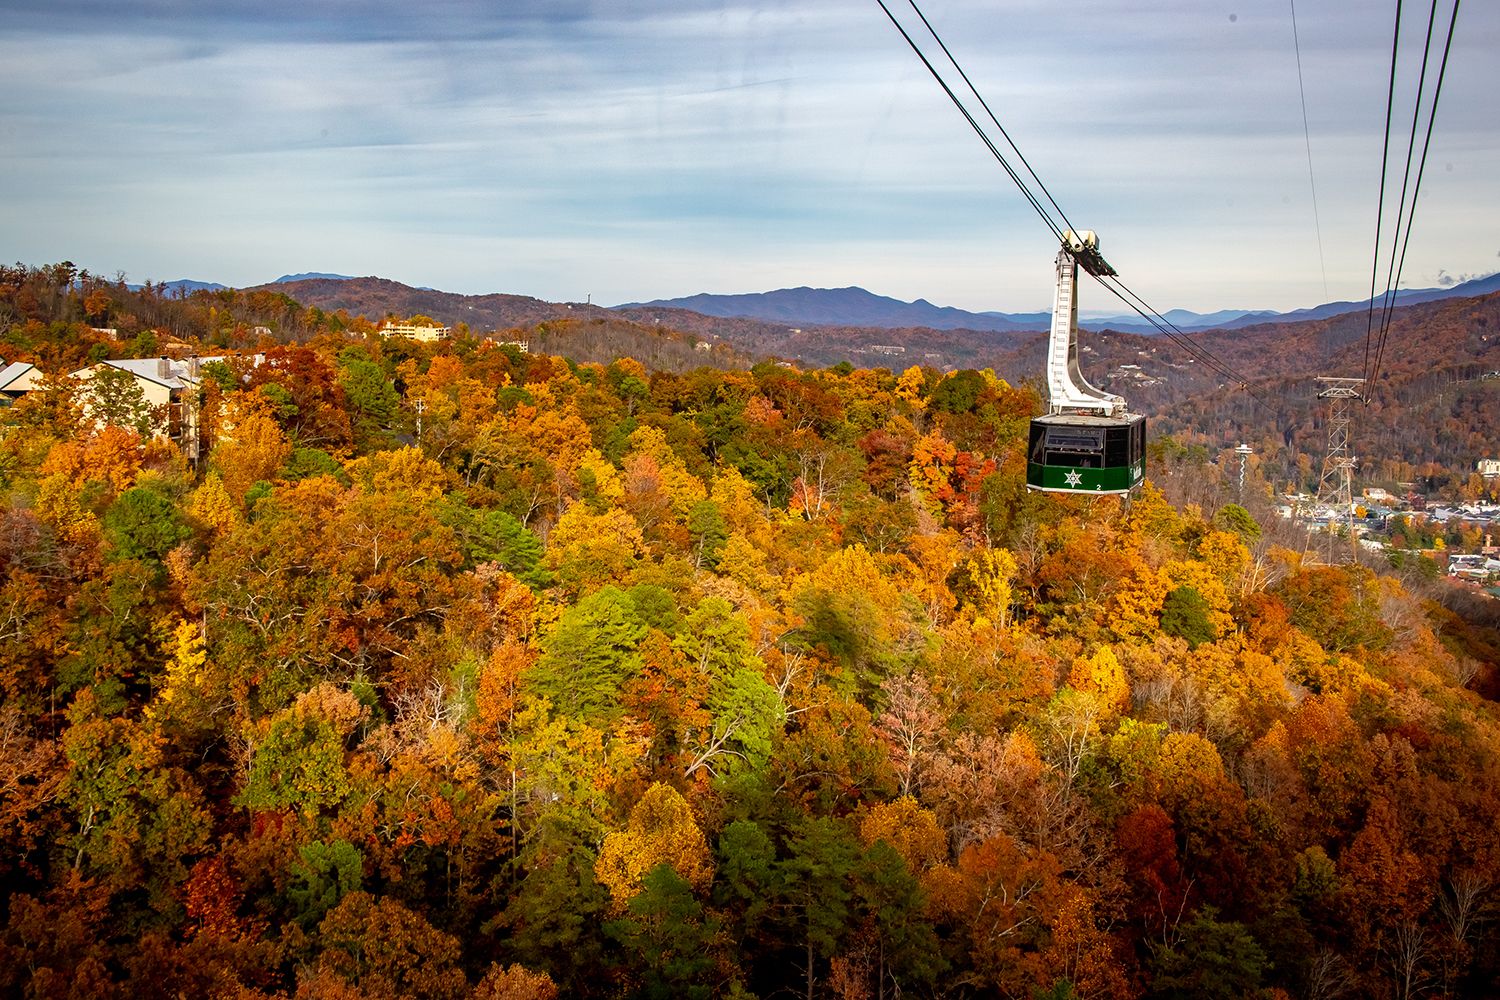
left=1313, top=376, right=1364, bottom=563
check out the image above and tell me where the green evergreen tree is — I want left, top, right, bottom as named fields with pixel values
left=529, top=586, right=647, bottom=720
left=928, top=369, right=985, bottom=414
left=491, top=846, right=609, bottom=992
left=289, top=839, right=363, bottom=928
left=778, top=816, right=861, bottom=999
left=858, top=840, right=945, bottom=990
left=605, top=864, right=720, bottom=1000
left=84, top=365, right=156, bottom=435
left=714, top=819, right=780, bottom=941
left=1160, top=585, right=1216, bottom=649
left=102, top=487, right=191, bottom=565
left=439, top=497, right=548, bottom=586
left=337, top=357, right=402, bottom=450
left=687, top=499, right=728, bottom=569
left=281, top=446, right=344, bottom=483
left=1148, top=908, right=1269, bottom=999
left=1213, top=503, right=1261, bottom=540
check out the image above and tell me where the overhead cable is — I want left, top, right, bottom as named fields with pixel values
left=1368, top=0, right=1461, bottom=395
left=873, top=0, right=1064, bottom=244
left=1290, top=0, right=1330, bottom=301
left=1090, top=274, right=1276, bottom=410
left=876, top=0, right=1268, bottom=406
left=1362, top=0, right=1404, bottom=382
left=899, top=0, right=1082, bottom=240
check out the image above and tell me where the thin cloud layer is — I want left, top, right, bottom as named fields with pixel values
left=1, top=0, right=1493, bottom=312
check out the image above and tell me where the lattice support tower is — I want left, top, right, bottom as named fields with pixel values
left=1314, top=376, right=1364, bottom=561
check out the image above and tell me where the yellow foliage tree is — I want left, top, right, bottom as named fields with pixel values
left=1299, top=653, right=1377, bottom=698
left=575, top=448, right=625, bottom=507
left=345, top=445, right=448, bottom=502
left=594, top=782, right=713, bottom=913
left=1108, top=563, right=1170, bottom=641
left=977, top=368, right=1010, bottom=394
left=187, top=472, right=242, bottom=534
left=1124, top=480, right=1182, bottom=550
left=1185, top=638, right=1287, bottom=713
left=859, top=796, right=948, bottom=876
left=901, top=531, right=962, bottom=628
left=841, top=367, right=899, bottom=421
left=513, top=403, right=593, bottom=485
left=957, top=548, right=1019, bottom=627
left=148, top=619, right=208, bottom=722
left=1271, top=628, right=1326, bottom=688
left=473, top=963, right=559, bottom=1000
left=708, top=466, right=765, bottom=537
left=1157, top=729, right=1226, bottom=794
left=1067, top=646, right=1130, bottom=716
left=403, top=355, right=498, bottom=428
left=34, top=472, right=99, bottom=544
left=1184, top=640, right=1237, bottom=695
left=718, top=531, right=779, bottom=596
left=793, top=543, right=914, bottom=663
left=545, top=504, right=645, bottom=593
left=212, top=393, right=292, bottom=500
left=41, top=424, right=143, bottom=495
left=1196, top=529, right=1252, bottom=594
left=626, top=425, right=707, bottom=519
left=804, top=543, right=902, bottom=608
left=895, top=366, right=927, bottom=411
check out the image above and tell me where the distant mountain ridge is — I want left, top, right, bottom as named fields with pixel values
left=1209, top=272, right=1500, bottom=329
left=615, top=286, right=1270, bottom=333
left=620, top=272, right=1500, bottom=335
left=83, top=261, right=1500, bottom=503
left=129, top=272, right=360, bottom=297
left=253, top=276, right=604, bottom=331
left=130, top=278, right=228, bottom=295
left=274, top=272, right=359, bottom=284
left=132, top=267, right=1500, bottom=337
left=617, top=286, right=1052, bottom=333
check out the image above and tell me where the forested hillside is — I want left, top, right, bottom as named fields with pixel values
left=262, top=277, right=1037, bottom=372
left=985, top=292, right=1500, bottom=493
left=3, top=264, right=1500, bottom=998
left=0, top=265, right=751, bottom=377
left=251, top=270, right=1500, bottom=495
left=262, top=277, right=590, bottom=334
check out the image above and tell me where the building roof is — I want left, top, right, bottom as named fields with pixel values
left=0, top=361, right=40, bottom=393
left=101, top=357, right=195, bottom=389
left=71, top=355, right=248, bottom=391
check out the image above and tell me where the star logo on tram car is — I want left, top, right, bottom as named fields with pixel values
left=1063, top=470, right=1083, bottom=487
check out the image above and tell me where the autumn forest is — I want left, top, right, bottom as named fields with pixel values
left=3, top=263, right=1500, bottom=1000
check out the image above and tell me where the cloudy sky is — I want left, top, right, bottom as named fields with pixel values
left=1, top=0, right=1493, bottom=314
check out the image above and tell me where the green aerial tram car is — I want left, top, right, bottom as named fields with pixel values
left=1025, top=231, right=1146, bottom=496
left=1027, top=412, right=1145, bottom=494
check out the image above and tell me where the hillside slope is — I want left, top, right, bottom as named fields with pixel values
left=4, top=278, right=1500, bottom=997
